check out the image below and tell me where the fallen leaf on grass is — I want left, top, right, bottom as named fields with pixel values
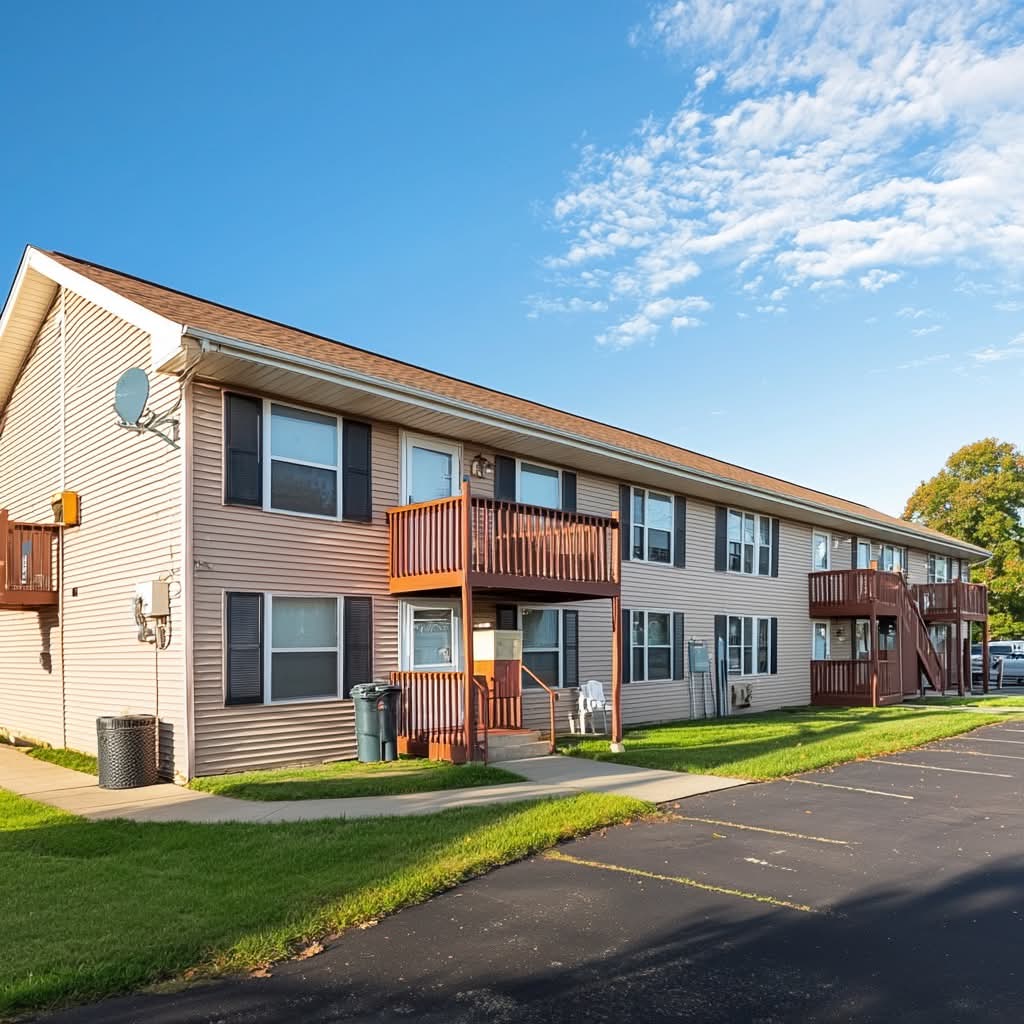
left=295, top=942, right=324, bottom=960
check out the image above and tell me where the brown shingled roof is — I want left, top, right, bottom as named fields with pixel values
left=42, top=248, right=982, bottom=554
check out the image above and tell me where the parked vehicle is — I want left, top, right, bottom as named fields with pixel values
left=972, top=643, right=1024, bottom=682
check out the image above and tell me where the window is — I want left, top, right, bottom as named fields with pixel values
left=268, top=596, right=340, bottom=702
left=855, top=618, right=871, bottom=660
left=518, top=462, right=561, bottom=509
left=856, top=539, right=872, bottom=569
left=727, top=509, right=773, bottom=575
left=411, top=607, right=457, bottom=669
left=268, top=403, right=341, bottom=517
left=812, top=621, right=830, bottom=661
left=522, top=607, right=561, bottom=686
left=928, top=554, right=951, bottom=583
left=631, top=610, right=672, bottom=680
left=878, top=621, right=896, bottom=651
left=728, top=615, right=772, bottom=676
left=812, top=532, right=830, bottom=571
left=880, top=545, right=904, bottom=573
left=632, top=489, right=673, bottom=564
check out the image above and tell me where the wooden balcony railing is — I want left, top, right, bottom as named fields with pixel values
left=388, top=489, right=619, bottom=598
left=808, top=569, right=901, bottom=616
left=810, top=660, right=903, bottom=705
left=911, top=581, right=988, bottom=622
left=0, top=510, right=59, bottom=609
left=390, top=670, right=487, bottom=764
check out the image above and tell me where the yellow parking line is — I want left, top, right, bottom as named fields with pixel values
left=668, top=814, right=852, bottom=845
left=544, top=851, right=819, bottom=914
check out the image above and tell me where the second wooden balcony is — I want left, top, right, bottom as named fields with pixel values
left=387, top=490, right=620, bottom=600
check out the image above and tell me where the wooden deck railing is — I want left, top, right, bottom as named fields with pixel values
left=0, top=511, right=59, bottom=608
left=388, top=490, right=618, bottom=595
left=808, top=569, right=901, bottom=614
left=912, top=581, right=988, bottom=622
left=521, top=664, right=559, bottom=754
left=811, top=660, right=872, bottom=701
left=390, top=670, right=487, bottom=763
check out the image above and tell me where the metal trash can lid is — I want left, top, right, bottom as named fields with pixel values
left=96, top=715, right=157, bottom=730
left=351, top=683, right=401, bottom=698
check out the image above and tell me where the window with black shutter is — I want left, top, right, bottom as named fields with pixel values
left=341, top=420, right=372, bottom=522
left=226, top=592, right=263, bottom=704
left=343, top=596, right=373, bottom=697
left=224, top=394, right=262, bottom=507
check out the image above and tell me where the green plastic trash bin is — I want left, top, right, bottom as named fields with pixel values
left=351, top=683, right=401, bottom=762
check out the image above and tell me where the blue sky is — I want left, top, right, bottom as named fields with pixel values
left=2, top=1, right=1022, bottom=516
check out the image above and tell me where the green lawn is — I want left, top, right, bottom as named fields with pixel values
left=560, top=706, right=1017, bottom=780
left=190, top=757, right=523, bottom=800
left=0, top=788, right=648, bottom=1016
left=905, top=695, right=1024, bottom=708
left=26, top=747, right=98, bottom=775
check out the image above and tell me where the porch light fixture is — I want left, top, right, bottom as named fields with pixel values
left=835, top=625, right=847, bottom=642
left=470, top=454, right=494, bottom=479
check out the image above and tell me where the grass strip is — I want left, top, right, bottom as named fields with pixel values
left=26, top=747, right=98, bottom=775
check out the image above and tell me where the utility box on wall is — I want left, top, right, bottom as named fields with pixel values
left=473, top=629, right=523, bottom=730
left=135, top=580, right=170, bottom=617
left=51, top=491, right=80, bottom=526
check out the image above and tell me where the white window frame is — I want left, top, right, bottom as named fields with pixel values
left=632, top=488, right=674, bottom=565
left=855, top=618, right=871, bottom=660
left=880, top=544, right=905, bottom=573
left=264, top=593, right=343, bottom=705
left=631, top=608, right=674, bottom=682
left=399, top=598, right=462, bottom=671
left=726, top=508, right=773, bottom=576
left=521, top=605, right=563, bottom=687
left=856, top=538, right=872, bottom=570
left=811, top=531, right=831, bottom=571
left=727, top=614, right=772, bottom=677
left=928, top=553, right=951, bottom=583
left=515, top=458, right=562, bottom=509
left=811, top=621, right=831, bottom=661
left=400, top=432, right=463, bottom=506
left=263, top=398, right=343, bottom=521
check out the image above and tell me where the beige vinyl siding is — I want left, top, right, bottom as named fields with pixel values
left=190, top=383, right=400, bottom=776
left=0, top=293, right=186, bottom=775
left=0, top=300, right=65, bottom=744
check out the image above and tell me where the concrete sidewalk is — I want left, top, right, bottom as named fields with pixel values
left=0, top=744, right=745, bottom=823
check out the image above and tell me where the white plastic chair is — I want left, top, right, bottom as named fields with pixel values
left=573, top=679, right=610, bottom=734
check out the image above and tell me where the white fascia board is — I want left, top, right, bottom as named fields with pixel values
left=25, top=249, right=185, bottom=367
left=188, top=327, right=991, bottom=563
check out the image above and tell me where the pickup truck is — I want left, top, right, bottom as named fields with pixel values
left=971, top=643, right=1024, bottom=682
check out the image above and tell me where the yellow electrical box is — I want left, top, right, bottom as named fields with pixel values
left=51, top=491, right=80, bottom=527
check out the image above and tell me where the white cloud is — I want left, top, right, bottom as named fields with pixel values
left=911, top=324, right=944, bottom=336
left=755, top=304, right=787, bottom=314
left=525, top=295, right=609, bottom=318
left=898, top=306, right=938, bottom=320
left=671, top=315, right=703, bottom=329
left=540, top=1, right=1024, bottom=344
left=859, top=270, right=902, bottom=292
left=972, top=332, right=1024, bottom=361
left=995, top=300, right=1024, bottom=311
left=895, top=354, right=951, bottom=369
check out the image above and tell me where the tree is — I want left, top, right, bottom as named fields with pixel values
left=904, top=438, right=1024, bottom=639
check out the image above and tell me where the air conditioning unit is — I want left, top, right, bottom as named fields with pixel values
left=731, top=681, right=753, bottom=709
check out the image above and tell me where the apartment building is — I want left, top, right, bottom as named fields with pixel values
left=0, top=247, right=990, bottom=780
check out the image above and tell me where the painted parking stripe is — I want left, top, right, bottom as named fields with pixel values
left=787, top=778, right=913, bottom=800
left=668, top=814, right=852, bottom=846
left=874, top=761, right=1013, bottom=778
left=932, top=748, right=1024, bottom=761
left=544, top=851, right=819, bottom=914
left=967, top=737, right=1024, bottom=745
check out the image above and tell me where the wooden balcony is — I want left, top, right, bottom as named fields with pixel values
left=911, top=581, right=988, bottom=622
left=810, top=659, right=904, bottom=706
left=387, top=492, right=619, bottom=600
left=0, top=511, right=59, bottom=610
left=808, top=568, right=902, bottom=618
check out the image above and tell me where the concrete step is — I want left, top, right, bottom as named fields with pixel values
left=487, top=739, right=552, bottom=763
left=488, top=730, right=542, bottom=747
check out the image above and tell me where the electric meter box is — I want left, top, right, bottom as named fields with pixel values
left=473, top=629, right=522, bottom=662
left=50, top=490, right=80, bottom=526
left=135, top=581, right=170, bottom=617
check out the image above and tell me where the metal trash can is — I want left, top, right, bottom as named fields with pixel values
left=96, top=715, right=158, bottom=789
left=351, top=683, right=401, bottom=763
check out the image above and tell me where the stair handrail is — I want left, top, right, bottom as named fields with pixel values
left=520, top=665, right=559, bottom=754
left=899, top=574, right=945, bottom=691
left=471, top=674, right=489, bottom=763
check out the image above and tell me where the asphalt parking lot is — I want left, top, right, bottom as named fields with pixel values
left=45, top=719, right=1024, bottom=1024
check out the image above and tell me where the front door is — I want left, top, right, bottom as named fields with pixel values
left=403, top=434, right=462, bottom=505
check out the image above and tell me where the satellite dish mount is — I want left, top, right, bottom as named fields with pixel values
left=113, top=367, right=180, bottom=448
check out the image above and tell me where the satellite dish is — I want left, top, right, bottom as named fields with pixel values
left=114, top=368, right=150, bottom=426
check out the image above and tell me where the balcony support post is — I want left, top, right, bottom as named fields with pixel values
left=981, top=619, right=990, bottom=695
left=609, top=510, right=623, bottom=752
left=459, top=478, right=478, bottom=761
left=955, top=618, right=964, bottom=696
left=0, top=509, right=7, bottom=595
left=869, top=606, right=879, bottom=708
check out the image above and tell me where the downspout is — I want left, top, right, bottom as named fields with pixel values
left=181, top=375, right=196, bottom=781
left=58, top=288, right=67, bottom=748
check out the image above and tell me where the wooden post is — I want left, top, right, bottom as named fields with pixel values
left=609, top=510, right=623, bottom=752
left=981, top=619, right=990, bottom=695
left=955, top=620, right=964, bottom=696
left=459, top=478, right=477, bottom=760
left=0, top=509, right=7, bottom=594
left=869, top=608, right=879, bottom=707
left=962, top=636, right=971, bottom=695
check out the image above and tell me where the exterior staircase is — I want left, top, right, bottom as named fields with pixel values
left=486, top=729, right=552, bottom=763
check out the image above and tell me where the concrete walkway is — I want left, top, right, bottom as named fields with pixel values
left=0, top=744, right=745, bottom=823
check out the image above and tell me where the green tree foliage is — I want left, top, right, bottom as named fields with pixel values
left=904, top=439, right=1024, bottom=638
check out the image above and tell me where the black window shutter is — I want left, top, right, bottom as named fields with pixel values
left=673, top=496, right=687, bottom=568
left=620, top=606, right=631, bottom=684
left=672, top=612, right=685, bottom=680
left=562, top=610, right=579, bottom=688
left=494, top=456, right=516, bottom=501
left=770, top=518, right=780, bottom=577
left=343, top=596, right=373, bottom=697
left=851, top=538, right=859, bottom=569
left=224, top=393, right=262, bottom=507
left=226, top=592, right=263, bottom=705
left=714, top=507, right=728, bottom=572
left=341, top=420, right=372, bottom=522
left=495, top=604, right=518, bottom=630
left=713, top=614, right=728, bottom=685
left=561, top=471, right=577, bottom=513
left=770, top=617, right=779, bottom=675
left=619, top=484, right=631, bottom=561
